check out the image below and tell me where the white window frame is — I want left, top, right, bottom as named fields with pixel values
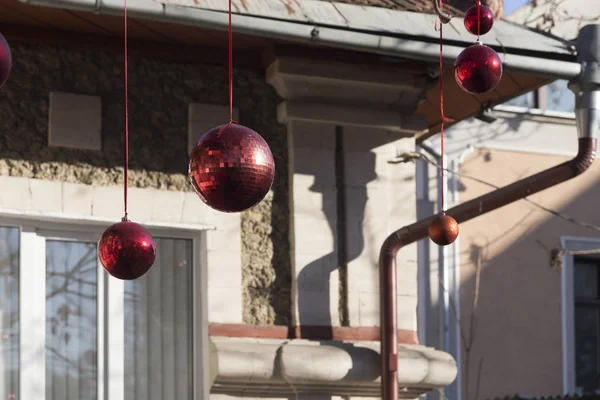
left=560, top=235, right=600, bottom=395
left=0, top=215, right=210, bottom=400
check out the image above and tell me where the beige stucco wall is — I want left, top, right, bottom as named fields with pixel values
left=457, top=146, right=600, bottom=399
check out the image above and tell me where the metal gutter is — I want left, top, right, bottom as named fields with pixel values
left=378, top=24, right=600, bottom=400
left=19, top=0, right=581, bottom=79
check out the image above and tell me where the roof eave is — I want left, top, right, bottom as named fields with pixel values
left=19, top=0, right=582, bottom=80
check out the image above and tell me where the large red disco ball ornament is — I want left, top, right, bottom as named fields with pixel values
left=189, top=123, right=275, bottom=213
left=98, top=219, right=156, bottom=280
left=464, top=5, right=494, bottom=36
left=455, top=43, right=503, bottom=95
left=0, top=33, right=11, bottom=88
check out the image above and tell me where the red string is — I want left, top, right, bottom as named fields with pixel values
left=438, top=0, right=446, bottom=210
left=123, top=0, right=129, bottom=219
left=477, top=0, right=481, bottom=41
left=228, top=0, right=235, bottom=124
left=437, top=0, right=454, bottom=210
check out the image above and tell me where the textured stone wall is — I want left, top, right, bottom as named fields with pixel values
left=0, top=41, right=290, bottom=325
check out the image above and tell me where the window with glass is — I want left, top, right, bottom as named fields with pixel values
left=0, top=222, right=201, bottom=400
left=504, top=79, right=575, bottom=114
left=574, top=256, right=600, bottom=393
left=0, top=226, right=19, bottom=400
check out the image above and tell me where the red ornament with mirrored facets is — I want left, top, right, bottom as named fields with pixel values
left=189, top=123, right=275, bottom=213
left=0, top=33, right=11, bottom=88
left=98, top=219, right=156, bottom=280
left=455, top=42, right=503, bottom=94
left=464, top=5, right=494, bottom=36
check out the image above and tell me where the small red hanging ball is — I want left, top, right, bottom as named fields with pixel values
left=428, top=213, right=459, bottom=246
left=464, top=5, right=494, bottom=36
left=189, top=123, right=275, bottom=213
left=0, top=33, right=12, bottom=88
left=455, top=42, right=503, bottom=95
left=98, top=219, right=156, bottom=280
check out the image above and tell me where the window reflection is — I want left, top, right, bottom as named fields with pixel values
left=46, top=240, right=98, bottom=400
left=0, top=227, right=19, bottom=400
left=502, top=79, right=575, bottom=113
left=124, top=238, right=193, bottom=400
left=505, top=91, right=535, bottom=108
left=546, top=79, right=575, bottom=112
left=574, top=257, right=600, bottom=394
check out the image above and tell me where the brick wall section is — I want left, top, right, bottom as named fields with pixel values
left=0, top=41, right=291, bottom=325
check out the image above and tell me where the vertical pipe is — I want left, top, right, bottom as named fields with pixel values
left=415, top=155, right=431, bottom=345
left=335, top=125, right=349, bottom=327
left=450, top=157, right=462, bottom=400
left=438, top=155, right=450, bottom=368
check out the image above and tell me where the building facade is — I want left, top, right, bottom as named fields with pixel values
left=421, top=0, right=600, bottom=398
left=0, top=0, right=583, bottom=399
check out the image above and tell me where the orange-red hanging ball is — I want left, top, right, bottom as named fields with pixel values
left=189, top=123, right=275, bottom=213
left=464, top=5, right=495, bottom=36
left=98, top=219, right=156, bottom=280
left=455, top=42, right=503, bottom=94
left=428, top=213, right=459, bottom=246
left=0, top=33, right=11, bottom=88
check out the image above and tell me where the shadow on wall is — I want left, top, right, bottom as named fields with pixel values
left=295, top=129, right=378, bottom=333
left=456, top=149, right=600, bottom=400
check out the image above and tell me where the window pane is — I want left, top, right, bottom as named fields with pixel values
left=505, top=91, right=535, bottom=108
left=575, top=306, right=600, bottom=393
left=0, top=227, right=19, bottom=400
left=574, top=259, right=599, bottom=299
left=124, top=238, right=193, bottom=400
left=545, top=79, right=575, bottom=112
left=46, top=240, right=98, bottom=400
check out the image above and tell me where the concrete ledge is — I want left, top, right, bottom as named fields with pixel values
left=210, top=337, right=457, bottom=397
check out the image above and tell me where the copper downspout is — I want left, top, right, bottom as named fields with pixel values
left=379, top=137, right=596, bottom=400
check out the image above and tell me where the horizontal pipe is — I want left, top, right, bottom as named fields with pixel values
left=379, top=137, right=596, bottom=400
left=19, top=0, right=582, bottom=80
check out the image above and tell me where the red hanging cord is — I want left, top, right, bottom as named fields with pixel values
left=228, top=0, right=235, bottom=124
left=437, top=0, right=453, bottom=210
left=439, top=0, right=446, bottom=210
left=123, top=0, right=129, bottom=220
left=477, top=0, right=481, bottom=41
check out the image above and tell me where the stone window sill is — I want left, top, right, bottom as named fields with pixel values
left=209, top=337, right=457, bottom=398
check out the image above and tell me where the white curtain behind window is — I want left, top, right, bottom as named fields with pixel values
left=45, top=240, right=98, bottom=400
left=124, top=238, right=193, bottom=400
left=0, top=227, right=19, bottom=400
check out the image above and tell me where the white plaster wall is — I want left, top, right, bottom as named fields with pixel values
left=0, top=175, right=243, bottom=324
left=291, top=121, right=340, bottom=326
left=290, top=120, right=418, bottom=331
left=343, top=126, right=417, bottom=330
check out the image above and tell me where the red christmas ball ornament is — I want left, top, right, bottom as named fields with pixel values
left=0, top=33, right=11, bottom=88
left=98, top=219, right=156, bottom=280
left=189, top=123, right=275, bottom=213
left=455, top=42, right=503, bottom=94
left=464, top=5, right=494, bottom=36
left=428, top=213, right=459, bottom=246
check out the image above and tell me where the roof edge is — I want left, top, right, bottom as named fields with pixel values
left=19, top=0, right=582, bottom=79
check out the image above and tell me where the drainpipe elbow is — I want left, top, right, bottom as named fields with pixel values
left=379, top=228, right=407, bottom=261
left=572, top=137, right=597, bottom=175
